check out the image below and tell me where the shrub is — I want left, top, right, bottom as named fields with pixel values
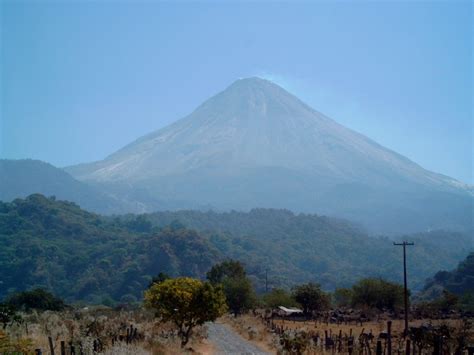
left=351, top=278, right=405, bottom=311
left=6, top=288, right=67, bottom=312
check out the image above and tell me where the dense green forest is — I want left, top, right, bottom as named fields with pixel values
left=135, top=209, right=472, bottom=290
left=0, top=194, right=220, bottom=304
left=421, top=252, right=474, bottom=299
left=0, top=194, right=471, bottom=303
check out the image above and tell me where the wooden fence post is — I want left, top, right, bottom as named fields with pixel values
left=433, top=335, right=441, bottom=355
left=387, top=321, right=392, bottom=355
left=48, top=336, right=55, bottom=355
left=406, top=339, right=411, bottom=355
left=376, top=340, right=382, bottom=355
left=60, top=341, right=65, bottom=355
left=348, top=337, right=354, bottom=355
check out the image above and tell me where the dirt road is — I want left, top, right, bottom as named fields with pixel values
left=207, top=322, right=271, bottom=355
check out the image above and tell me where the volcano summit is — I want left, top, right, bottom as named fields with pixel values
left=66, top=78, right=472, bottom=234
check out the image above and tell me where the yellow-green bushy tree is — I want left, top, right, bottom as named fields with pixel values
left=144, top=277, right=226, bottom=347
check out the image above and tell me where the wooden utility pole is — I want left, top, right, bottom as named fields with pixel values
left=393, top=241, right=414, bottom=335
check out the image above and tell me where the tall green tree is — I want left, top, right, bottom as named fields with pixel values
left=292, top=283, right=330, bottom=315
left=207, top=260, right=256, bottom=315
left=144, top=277, right=226, bottom=347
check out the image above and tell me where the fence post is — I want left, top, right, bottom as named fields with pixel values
left=348, top=337, right=354, bottom=355
left=433, top=335, right=441, bottom=355
left=60, top=341, right=65, bottom=355
left=387, top=321, right=392, bottom=355
left=406, top=339, right=411, bottom=355
left=376, top=340, right=382, bottom=355
left=48, top=336, right=55, bottom=355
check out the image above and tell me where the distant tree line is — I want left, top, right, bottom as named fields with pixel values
left=0, top=194, right=471, bottom=305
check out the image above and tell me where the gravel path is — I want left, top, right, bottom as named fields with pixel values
left=207, top=322, right=270, bottom=355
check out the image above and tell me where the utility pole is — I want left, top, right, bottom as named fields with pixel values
left=393, top=241, right=414, bottom=335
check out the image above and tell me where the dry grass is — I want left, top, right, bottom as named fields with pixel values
left=223, top=313, right=472, bottom=355
left=272, top=318, right=466, bottom=338
left=2, top=308, right=211, bottom=355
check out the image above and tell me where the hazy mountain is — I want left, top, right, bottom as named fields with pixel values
left=0, top=159, right=140, bottom=214
left=66, top=77, right=473, bottom=234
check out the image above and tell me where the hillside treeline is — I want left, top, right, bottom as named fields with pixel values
left=0, top=194, right=471, bottom=303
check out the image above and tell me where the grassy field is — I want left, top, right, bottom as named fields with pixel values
left=225, top=314, right=472, bottom=354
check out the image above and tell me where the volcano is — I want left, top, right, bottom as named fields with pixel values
left=66, top=77, right=473, bottom=234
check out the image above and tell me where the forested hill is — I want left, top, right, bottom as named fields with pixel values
left=137, top=210, right=473, bottom=290
left=0, top=195, right=471, bottom=303
left=421, top=252, right=474, bottom=299
left=0, top=194, right=220, bottom=304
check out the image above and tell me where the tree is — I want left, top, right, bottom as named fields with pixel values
left=6, top=289, right=66, bottom=312
left=207, top=260, right=256, bottom=315
left=148, top=272, right=170, bottom=288
left=351, top=278, right=405, bottom=311
left=206, top=260, right=246, bottom=284
left=292, top=283, right=330, bottom=315
left=0, top=304, right=22, bottom=329
left=435, top=290, right=459, bottom=312
left=333, top=288, right=353, bottom=307
left=144, top=277, right=227, bottom=347
left=126, top=215, right=152, bottom=233
left=221, top=277, right=256, bottom=315
left=262, top=288, right=297, bottom=309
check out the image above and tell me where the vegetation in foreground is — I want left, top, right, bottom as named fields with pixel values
left=1, top=258, right=473, bottom=354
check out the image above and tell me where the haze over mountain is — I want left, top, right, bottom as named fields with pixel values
left=62, top=77, right=472, bottom=234
left=0, top=159, right=135, bottom=214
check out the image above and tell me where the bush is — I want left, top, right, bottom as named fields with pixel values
left=0, top=303, right=22, bottom=329
left=5, top=288, right=67, bottom=312
left=351, top=278, right=405, bottom=311
left=262, top=288, right=297, bottom=309
left=333, top=288, right=353, bottom=307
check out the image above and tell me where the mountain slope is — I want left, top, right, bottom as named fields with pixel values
left=66, top=78, right=473, bottom=234
left=0, top=159, right=139, bottom=214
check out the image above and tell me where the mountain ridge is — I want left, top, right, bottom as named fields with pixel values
left=0, top=159, right=144, bottom=214
left=66, top=78, right=468, bottom=190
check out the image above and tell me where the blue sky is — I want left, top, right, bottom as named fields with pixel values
left=1, top=1, right=472, bottom=183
